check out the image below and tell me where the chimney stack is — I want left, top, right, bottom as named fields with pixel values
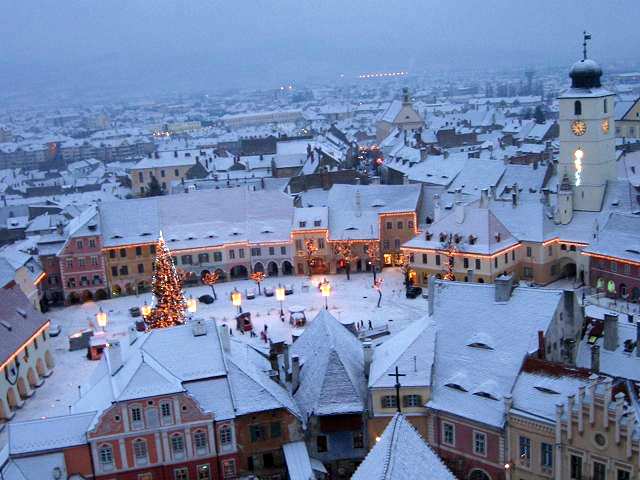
left=537, top=331, right=545, bottom=360
left=428, top=276, right=435, bottom=316
left=363, top=342, right=373, bottom=379
left=494, top=274, right=514, bottom=302
left=480, top=188, right=489, bottom=208
left=454, top=202, right=465, bottom=224
left=192, top=318, right=207, bottom=337
left=291, top=355, right=300, bottom=392
left=106, top=340, right=124, bottom=376
left=603, top=313, right=619, bottom=351
left=218, top=324, right=231, bottom=353
left=433, top=194, right=442, bottom=222
left=591, top=344, right=600, bottom=373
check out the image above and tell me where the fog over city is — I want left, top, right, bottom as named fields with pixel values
left=2, top=0, right=640, bottom=98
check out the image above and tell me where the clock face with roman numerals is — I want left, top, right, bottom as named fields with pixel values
left=571, top=120, right=587, bottom=136
left=601, top=119, right=609, bottom=134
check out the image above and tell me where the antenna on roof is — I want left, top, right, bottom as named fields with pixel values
left=582, top=31, right=592, bottom=61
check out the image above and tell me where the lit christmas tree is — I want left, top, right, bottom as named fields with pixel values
left=144, top=232, right=187, bottom=330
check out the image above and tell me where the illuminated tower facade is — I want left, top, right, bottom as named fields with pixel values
left=557, top=35, right=616, bottom=213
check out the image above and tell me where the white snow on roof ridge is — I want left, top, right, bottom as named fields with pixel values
left=352, top=413, right=456, bottom=480
left=368, top=318, right=436, bottom=389
left=291, top=309, right=365, bottom=417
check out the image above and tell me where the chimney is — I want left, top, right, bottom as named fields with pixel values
left=591, top=344, right=600, bottom=373
left=454, top=202, right=465, bottom=224
left=363, top=342, right=373, bottom=379
left=291, top=355, right=300, bottom=392
left=106, top=340, right=124, bottom=376
left=128, top=325, right=138, bottom=345
left=537, top=330, right=545, bottom=359
left=218, top=324, right=230, bottom=353
left=494, top=274, right=514, bottom=302
left=603, top=313, right=619, bottom=351
left=433, top=194, right=442, bottom=222
left=480, top=188, right=489, bottom=208
left=192, top=318, right=207, bottom=337
left=511, top=191, right=517, bottom=207
left=636, top=323, right=640, bottom=357
left=428, top=275, right=435, bottom=316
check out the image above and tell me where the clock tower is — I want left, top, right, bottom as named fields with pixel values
left=557, top=34, right=616, bottom=214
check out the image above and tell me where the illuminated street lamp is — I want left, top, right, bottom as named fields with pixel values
left=275, top=284, right=286, bottom=321
left=96, top=307, right=108, bottom=332
left=320, top=280, right=331, bottom=310
left=141, top=301, right=151, bottom=318
left=187, top=295, right=197, bottom=315
left=231, top=288, right=242, bottom=314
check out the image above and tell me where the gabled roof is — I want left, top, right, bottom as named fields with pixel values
left=227, top=357, right=302, bottom=419
left=116, top=353, right=184, bottom=401
left=404, top=200, right=518, bottom=255
left=352, top=413, right=456, bottom=480
left=291, top=310, right=365, bottom=416
left=427, top=281, right=562, bottom=427
left=369, top=319, right=436, bottom=389
left=8, top=412, right=96, bottom=455
left=0, top=285, right=49, bottom=365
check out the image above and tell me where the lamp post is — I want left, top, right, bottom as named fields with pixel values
left=96, top=307, right=108, bottom=332
left=231, top=288, right=242, bottom=314
left=141, top=301, right=151, bottom=319
left=276, top=284, right=285, bottom=321
left=320, top=279, right=331, bottom=310
left=186, top=295, right=197, bottom=317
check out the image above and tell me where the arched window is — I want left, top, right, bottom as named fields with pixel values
left=607, top=280, right=616, bottom=294
left=620, top=284, right=628, bottom=298
left=98, top=444, right=114, bottom=469
left=574, top=100, right=582, bottom=116
left=171, top=433, right=185, bottom=459
left=220, top=425, right=233, bottom=445
left=133, top=439, right=148, bottom=464
left=194, top=430, right=208, bottom=454
left=596, top=278, right=605, bottom=290
left=604, top=98, right=608, bottom=113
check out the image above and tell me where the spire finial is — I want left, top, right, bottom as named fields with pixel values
left=582, top=31, right=592, bottom=61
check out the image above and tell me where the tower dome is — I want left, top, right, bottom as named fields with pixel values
left=569, top=58, right=602, bottom=89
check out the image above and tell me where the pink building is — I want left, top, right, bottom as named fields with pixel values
left=58, top=208, right=108, bottom=304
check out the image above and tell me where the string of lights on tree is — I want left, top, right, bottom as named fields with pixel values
left=144, top=232, right=187, bottom=330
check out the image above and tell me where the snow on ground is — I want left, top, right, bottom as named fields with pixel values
left=0, top=268, right=425, bottom=448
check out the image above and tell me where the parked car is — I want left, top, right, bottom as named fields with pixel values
left=263, top=287, right=274, bottom=297
left=406, top=286, right=423, bottom=299
left=284, top=284, right=294, bottom=295
left=198, top=294, right=214, bottom=304
left=129, top=306, right=141, bottom=317
left=135, top=319, right=147, bottom=332
left=246, top=289, right=256, bottom=300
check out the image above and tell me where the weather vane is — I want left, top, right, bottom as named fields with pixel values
left=582, top=31, right=592, bottom=61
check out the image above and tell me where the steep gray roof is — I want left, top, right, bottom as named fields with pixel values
left=352, top=413, right=456, bottom=480
left=0, top=285, right=49, bottom=365
left=291, top=309, right=365, bottom=417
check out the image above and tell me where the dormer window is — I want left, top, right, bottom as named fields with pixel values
left=534, top=386, right=560, bottom=395
left=445, top=383, right=468, bottom=392
left=473, top=391, right=498, bottom=400
left=467, top=342, right=494, bottom=350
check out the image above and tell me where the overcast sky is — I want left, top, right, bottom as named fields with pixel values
left=1, top=0, right=638, bottom=96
